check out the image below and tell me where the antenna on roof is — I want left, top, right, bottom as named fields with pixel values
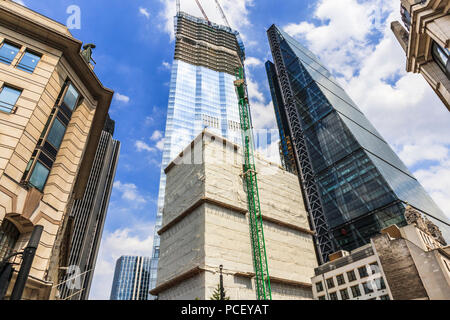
left=176, top=0, right=180, bottom=13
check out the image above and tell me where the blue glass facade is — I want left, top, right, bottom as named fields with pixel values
left=149, top=13, right=244, bottom=296
left=267, top=26, right=450, bottom=256
left=110, top=256, right=151, bottom=300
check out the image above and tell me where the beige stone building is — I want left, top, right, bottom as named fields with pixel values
left=311, top=207, right=450, bottom=300
left=392, top=0, right=450, bottom=111
left=0, top=1, right=113, bottom=299
left=150, top=131, right=318, bottom=300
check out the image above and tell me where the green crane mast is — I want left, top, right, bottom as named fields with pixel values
left=234, top=68, right=272, bottom=300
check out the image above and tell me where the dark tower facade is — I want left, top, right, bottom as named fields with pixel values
left=266, top=25, right=450, bottom=264
left=59, top=115, right=120, bottom=300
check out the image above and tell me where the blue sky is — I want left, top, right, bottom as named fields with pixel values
left=13, top=0, right=450, bottom=299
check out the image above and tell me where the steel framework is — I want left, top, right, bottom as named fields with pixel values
left=267, top=26, right=335, bottom=264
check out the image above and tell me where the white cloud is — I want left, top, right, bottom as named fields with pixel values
left=89, top=222, right=155, bottom=300
left=12, top=0, right=26, bottom=6
left=139, top=7, right=150, bottom=19
left=114, top=93, right=130, bottom=104
left=159, top=0, right=254, bottom=41
left=135, top=140, right=155, bottom=153
left=156, top=139, right=164, bottom=151
left=283, top=0, right=450, bottom=218
left=150, top=130, right=163, bottom=141
left=161, top=61, right=171, bottom=70
left=245, top=57, right=262, bottom=68
left=113, top=181, right=147, bottom=204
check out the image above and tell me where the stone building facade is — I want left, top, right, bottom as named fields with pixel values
left=311, top=207, right=450, bottom=300
left=150, top=131, right=318, bottom=300
left=0, top=1, right=113, bottom=299
left=392, top=0, right=450, bottom=111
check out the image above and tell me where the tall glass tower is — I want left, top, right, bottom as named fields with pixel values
left=110, top=256, right=151, bottom=300
left=267, top=25, right=450, bottom=264
left=149, top=12, right=245, bottom=296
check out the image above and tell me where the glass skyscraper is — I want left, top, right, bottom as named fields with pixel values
left=149, top=12, right=245, bottom=296
left=267, top=25, right=450, bottom=264
left=110, top=256, right=151, bottom=300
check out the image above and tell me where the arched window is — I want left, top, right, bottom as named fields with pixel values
left=431, top=42, right=450, bottom=79
left=0, top=219, right=20, bottom=262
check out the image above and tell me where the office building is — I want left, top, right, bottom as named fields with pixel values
left=392, top=0, right=450, bottom=111
left=110, top=256, right=152, bottom=300
left=266, top=24, right=450, bottom=264
left=0, top=1, right=113, bottom=299
left=150, top=131, right=317, bottom=300
left=149, top=11, right=245, bottom=295
left=312, top=206, right=450, bottom=300
left=58, top=115, right=120, bottom=300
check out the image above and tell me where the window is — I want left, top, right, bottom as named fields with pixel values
left=23, top=80, right=81, bottom=192
left=318, top=295, right=326, bottom=300
left=29, top=161, right=50, bottom=191
left=329, top=292, right=338, bottom=300
left=326, top=278, right=335, bottom=289
left=347, top=270, right=357, bottom=282
left=362, top=282, right=374, bottom=295
left=315, top=281, right=324, bottom=293
left=432, top=42, right=450, bottom=78
left=0, top=219, right=20, bottom=261
left=358, top=266, right=368, bottom=278
left=47, top=118, right=66, bottom=149
left=375, top=277, right=386, bottom=291
left=0, top=85, right=22, bottom=113
left=340, top=288, right=350, bottom=300
left=0, top=41, right=20, bottom=65
left=17, top=50, right=41, bottom=73
left=380, top=294, right=390, bottom=300
left=62, top=83, right=80, bottom=111
left=336, top=274, right=345, bottom=286
left=351, top=285, right=361, bottom=298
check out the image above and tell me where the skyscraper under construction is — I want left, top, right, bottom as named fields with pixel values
left=149, top=11, right=245, bottom=295
left=266, top=25, right=450, bottom=264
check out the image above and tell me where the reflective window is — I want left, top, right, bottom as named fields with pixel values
left=0, top=85, right=22, bottom=113
left=362, top=281, right=374, bottom=294
left=47, top=118, right=66, bottom=149
left=17, top=50, right=41, bottom=73
left=0, top=42, right=20, bottom=65
left=29, top=161, right=50, bottom=191
left=63, top=83, right=80, bottom=110
left=432, top=42, right=450, bottom=78
left=329, top=292, right=338, bottom=300
left=358, top=266, right=369, bottom=278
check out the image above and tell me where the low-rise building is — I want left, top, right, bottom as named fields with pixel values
left=312, top=207, right=450, bottom=300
